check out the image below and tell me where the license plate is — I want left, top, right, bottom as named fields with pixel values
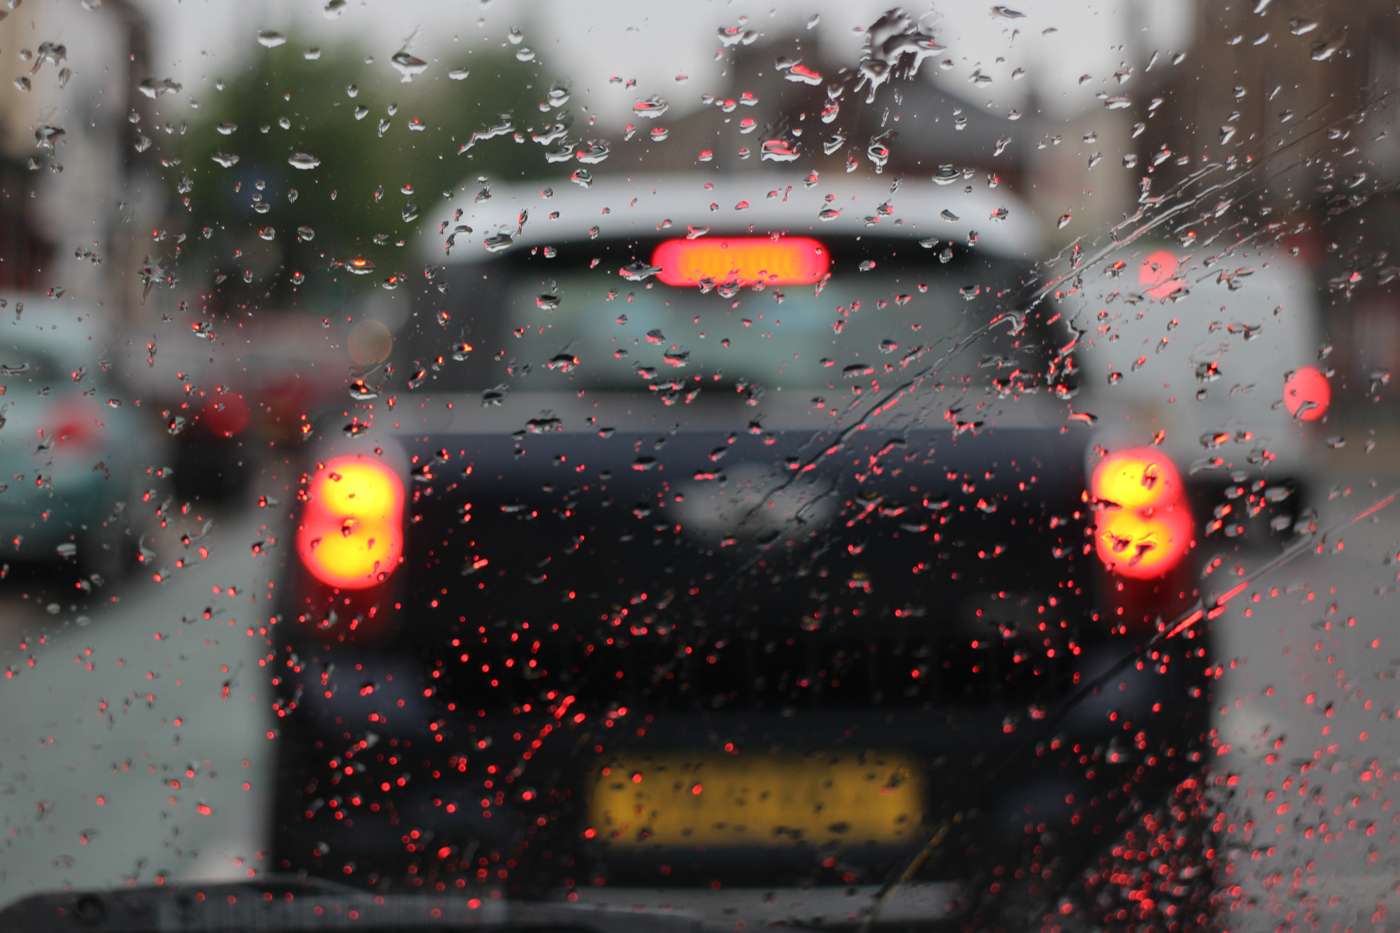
left=587, top=751, right=923, bottom=848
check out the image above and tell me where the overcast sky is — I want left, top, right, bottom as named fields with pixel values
left=124, top=0, right=1194, bottom=127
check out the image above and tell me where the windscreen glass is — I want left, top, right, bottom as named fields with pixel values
left=0, top=4, right=1395, bottom=933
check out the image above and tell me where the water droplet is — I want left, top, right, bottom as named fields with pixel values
left=991, top=5, right=1025, bottom=17
left=1057, top=213, right=1072, bottom=229
left=323, top=0, right=346, bottom=18
left=448, top=68, right=469, bottom=81
left=575, top=140, right=610, bottom=164
left=516, top=47, right=536, bottom=62
left=391, top=49, right=428, bottom=82
left=345, top=258, right=375, bottom=275
left=649, top=127, right=668, bottom=142
left=256, top=30, right=287, bottom=48
left=483, top=233, right=515, bottom=253
left=258, top=227, right=275, bottom=241
left=620, top=261, right=662, bottom=282
left=633, top=96, right=668, bottom=118
left=138, top=77, right=182, bottom=98
left=288, top=152, right=321, bottom=170
left=297, top=226, right=315, bottom=242
left=211, top=151, right=239, bottom=168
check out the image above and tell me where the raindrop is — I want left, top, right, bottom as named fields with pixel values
left=576, top=140, right=610, bottom=164
left=620, top=261, right=662, bottom=282
left=991, top=5, right=1025, bottom=17
left=391, top=49, right=428, bottom=82
left=256, top=30, right=287, bottom=48
left=288, top=152, right=321, bottom=170
left=633, top=96, right=669, bottom=118
left=211, top=151, right=239, bottom=167
left=1057, top=214, right=1072, bottom=229
left=258, top=227, right=275, bottom=241
left=484, top=233, right=515, bottom=253
left=516, top=48, right=535, bottom=62
left=760, top=139, right=799, bottom=162
left=448, top=68, right=470, bottom=81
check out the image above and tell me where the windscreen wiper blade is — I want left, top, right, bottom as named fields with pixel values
left=0, top=878, right=705, bottom=933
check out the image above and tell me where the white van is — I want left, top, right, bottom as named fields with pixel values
left=1062, top=240, right=1327, bottom=540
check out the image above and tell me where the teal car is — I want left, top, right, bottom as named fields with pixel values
left=0, top=304, right=157, bottom=579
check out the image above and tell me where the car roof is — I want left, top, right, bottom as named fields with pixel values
left=426, top=172, right=1043, bottom=264
left=0, top=299, right=114, bottom=365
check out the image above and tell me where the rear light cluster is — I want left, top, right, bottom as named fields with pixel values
left=1091, top=449, right=1192, bottom=579
left=296, top=457, right=404, bottom=589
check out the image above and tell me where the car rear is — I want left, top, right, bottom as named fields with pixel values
left=268, top=175, right=1212, bottom=924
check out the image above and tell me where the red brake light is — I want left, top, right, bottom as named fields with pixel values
left=1138, top=250, right=1184, bottom=299
left=296, top=457, right=404, bottom=589
left=1284, top=366, right=1329, bottom=421
left=1091, top=449, right=1192, bottom=579
left=199, top=395, right=250, bottom=438
left=652, top=237, right=829, bottom=287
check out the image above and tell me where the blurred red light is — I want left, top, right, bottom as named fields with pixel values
left=653, top=237, right=829, bottom=286
left=1091, top=449, right=1192, bottom=579
left=1284, top=366, right=1330, bottom=421
left=296, top=457, right=404, bottom=589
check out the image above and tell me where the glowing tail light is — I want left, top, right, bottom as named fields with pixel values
left=652, top=237, right=829, bottom=287
left=1091, top=449, right=1192, bottom=579
left=1284, top=366, right=1329, bottom=421
left=296, top=457, right=404, bottom=589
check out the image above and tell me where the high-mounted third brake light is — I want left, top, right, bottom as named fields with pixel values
left=1091, top=449, right=1192, bottom=579
left=296, top=457, right=405, bottom=589
left=652, top=237, right=829, bottom=287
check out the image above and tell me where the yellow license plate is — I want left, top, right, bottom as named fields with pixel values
left=587, top=751, right=923, bottom=848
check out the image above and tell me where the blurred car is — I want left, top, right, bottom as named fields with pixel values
left=267, top=174, right=1215, bottom=927
left=0, top=300, right=159, bottom=580
left=122, top=311, right=350, bottom=503
left=1064, top=240, right=1325, bottom=545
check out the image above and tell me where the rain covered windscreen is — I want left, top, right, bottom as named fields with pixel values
left=3, top=3, right=1400, bottom=933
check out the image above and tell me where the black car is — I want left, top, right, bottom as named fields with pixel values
left=268, top=174, right=1214, bottom=929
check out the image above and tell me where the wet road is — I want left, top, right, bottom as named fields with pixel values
left=0, top=451, right=1398, bottom=931
left=0, top=469, right=289, bottom=906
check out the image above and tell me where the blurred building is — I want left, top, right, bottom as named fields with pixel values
left=0, top=0, right=150, bottom=310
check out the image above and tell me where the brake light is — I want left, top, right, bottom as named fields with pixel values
left=1139, top=250, right=1185, bottom=299
left=199, top=395, right=250, bottom=438
left=47, top=403, right=101, bottom=451
left=1091, top=449, right=1192, bottom=579
left=652, top=237, right=829, bottom=287
left=296, top=457, right=404, bottom=589
left=1283, top=366, right=1329, bottom=421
